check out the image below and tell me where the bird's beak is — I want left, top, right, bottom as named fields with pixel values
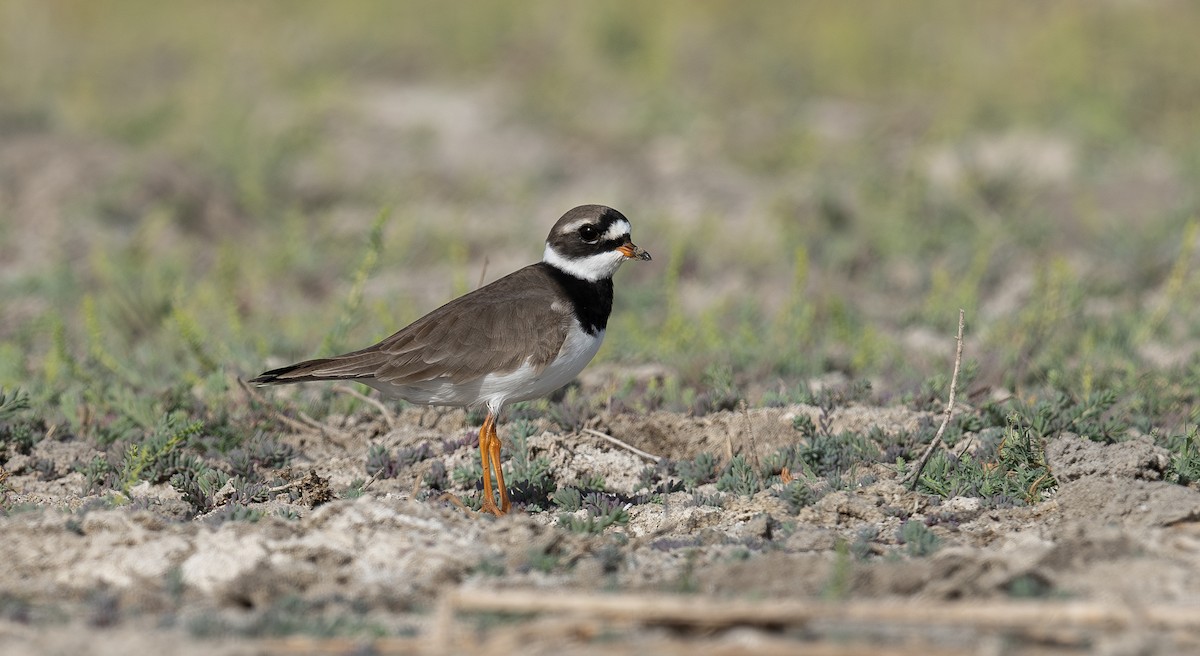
left=618, top=242, right=652, bottom=261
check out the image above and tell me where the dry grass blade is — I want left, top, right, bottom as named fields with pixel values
left=297, top=409, right=354, bottom=444
left=332, top=384, right=396, bottom=428
left=581, top=427, right=661, bottom=462
left=904, top=308, right=966, bottom=490
left=238, top=376, right=327, bottom=436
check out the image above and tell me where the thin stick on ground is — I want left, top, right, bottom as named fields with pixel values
left=237, top=376, right=325, bottom=435
left=904, top=308, right=965, bottom=491
left=581, top=427, right=661, bottom=463
left=235, top=375, right=269, bottom=405
left=240, top=375, right=354, bottom=442
left=297, top=409, right=352, bottom=443
left=431, top=588, right=1200, bottom=654
left=332, top=384, right=396, bottom=428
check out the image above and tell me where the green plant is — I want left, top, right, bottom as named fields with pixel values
left=0, top=388, right=30, bottom=422
left=423, top=460, right=449, bottom=491
left=505, top=420, right=555, bottom=509
left=1010, top=390, right=1126, bottom=443
left=775, top=479, right=817, bottom=513
left=524, top=546, right=563, bottom=574
left=119, top=413, right=204, bottom=493
left=205, top=503, right=265, bottom=525
left=452, top=463, right=484, bottom=488
left=342, top=479, right=366, bottom=499
left=792, top=414, right=817, bottom=437
left=558, top=492, right=630, bottom=535
left=674, top=452, right=718, bottom=490
left=551, top=486, right=583, bottom=512
left=365, top=444, right=399, bottom=479
left=0, top=388, right=39, bottom=456
left=170, top=468, right=230, bottom=514
left=1165, top=426, right=1200, bottom=486
left=849, top=526, right=878, bottom=560
left=689, top=490, right=725, bottom=508
left=917, top=420, right=1054, bottom=505
left=899, top=520, right=941, bottom=557
left=716, top=455, right=761, bottom=497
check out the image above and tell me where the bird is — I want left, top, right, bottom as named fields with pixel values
left=250, top=205, right=651, bottom=516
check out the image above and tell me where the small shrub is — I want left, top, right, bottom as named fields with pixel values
left=775, top=480, right=817, bottom=513
left=792, top=414, right=817, bottom=437
left=205, top=503, right=265, bottom=525
left=899, top=520, right=941, bottom=557
left=171, top=468, right=229, bottom=514
left=917, top=419, right=1054, bottom=504
left=675, top=452, right=718, bottom=490
left=558, top=492, right=630, bottom=535
left=850, top=526, right=878, bottom=560
left=423, top=460, right=448, bottom=491
left=551, top=486, right=583, bottom=512
left=716, top=455, right=761, bottom=497
left=343, top=479, right=366, bottom=499
left=365, top=444, right=399, bottom=479
left=1166, top=426, right=1200, bottom=486
left=576, top=474, right=606, bottom=492
left=1010, top=390, right=1126, bottom=443
left=506, top=421, right=555, bottom=508
left=689, top=490, right=725, bottom=508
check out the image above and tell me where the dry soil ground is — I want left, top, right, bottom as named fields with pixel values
left=3, top=399, right=1200, bottom=655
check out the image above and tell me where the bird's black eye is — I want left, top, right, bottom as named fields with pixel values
left=579, top=225, right=600, bottom=243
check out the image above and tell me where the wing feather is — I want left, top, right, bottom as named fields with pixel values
left=250, top=264, right=573, bottom=387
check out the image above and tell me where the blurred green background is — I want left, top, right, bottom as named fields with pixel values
left=1, top=1, right=1199, bottom=435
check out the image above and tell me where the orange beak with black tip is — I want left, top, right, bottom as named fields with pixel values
left=618, top=242, right=652, bottom=261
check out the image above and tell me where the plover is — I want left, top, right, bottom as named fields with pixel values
left=251, top=205, right=650, bottom=515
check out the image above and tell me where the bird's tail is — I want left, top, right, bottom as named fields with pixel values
left=249, top=357, right=367, bottom=385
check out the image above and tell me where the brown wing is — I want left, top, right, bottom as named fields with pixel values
left=250, top=264, right=572, bottom=386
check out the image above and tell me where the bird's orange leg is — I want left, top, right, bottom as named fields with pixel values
left=488, top=418, right=511, bottom=514
left=477, top=413, right=505, bottom=516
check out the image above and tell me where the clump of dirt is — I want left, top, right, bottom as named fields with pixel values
left=599, top=404, right=925, bottom=463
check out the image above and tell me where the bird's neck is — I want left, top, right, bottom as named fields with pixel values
left=537, top=262, right=614, bottom=335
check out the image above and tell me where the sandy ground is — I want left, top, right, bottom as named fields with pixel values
left=3, top=404, right=1200, bottom=655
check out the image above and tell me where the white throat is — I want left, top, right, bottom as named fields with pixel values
left=543, top=244, right=626, bottom=282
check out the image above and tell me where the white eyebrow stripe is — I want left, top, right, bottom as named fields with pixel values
left=558, top=218, right=591, bottom=234
left=603, top=219, right=631, bottom=241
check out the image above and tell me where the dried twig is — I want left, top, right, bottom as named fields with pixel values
left=581, top=427, right=661, bottom=463
left=360, top=471, right=380, bottom=492
left=235, top=376, right=268, bottom=404
left=904, top=309, right=966, bottom=490
left=332, top=384, right=396, bottom=428
left=272, top=412, right=319, bottom=436
left=438, top=588, right=1200, bottom=634
left=296, top=409, right=354, bottom=444
left=739, top=399, right=761, bottom=471
left=239, top=377, right=323, bottom=435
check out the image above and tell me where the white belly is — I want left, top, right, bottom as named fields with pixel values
left=366, top=325, right=605, bottom=411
